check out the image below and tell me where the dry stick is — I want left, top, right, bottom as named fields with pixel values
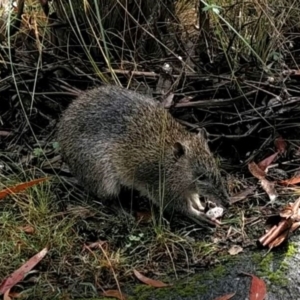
left=9, top=90, right=78, bottom=97
left=240, top=97, right=300, bottom=116
left=246, top=79, right=300, bottom=96
left=175, top=91, right=257, bottom=108
left=209, top=122, right=260, bottom=140
left=104, top=68, right=159, bottom=77
left=244, top=81, right=281, bottom=99
left=104, top=68, right=218, bottom=80
left=268, top=158, right=300, bottom=170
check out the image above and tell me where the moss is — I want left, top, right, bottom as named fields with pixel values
left=171, top=263, right=229, bottom=297
left=176, top=283, right=207, bottom=297
left=131, top=284, right=156, bottom=300
left=267, top=271, right=289, bottom=287
left=152, top=287, right=175, bottom=298
left=133, top=281, right=204, bottom=299
left=285, top=242, right=297, bottom=258
left=129, top=262, right=229, bottom=299
left=252, top=245, right=296, bottom=287
left=207, top=264, right=226, bottom=278
left=130, top=285, right=175, bottom=300
left=131, top=278, right=208, bottom=299
left=252, top=252, right=263, bottom=264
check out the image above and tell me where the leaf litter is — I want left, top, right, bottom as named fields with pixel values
left=0, top=248, right=48, bottom=295
left=0, top=178, right=49, bottom=200
left=245, top=136, right=300, bottom=249
left=241, top=272, right=267, bottom=300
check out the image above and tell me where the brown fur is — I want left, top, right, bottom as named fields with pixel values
left=57, top=85, right=229, bottom=226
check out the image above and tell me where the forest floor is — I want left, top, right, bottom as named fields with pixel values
left=1, top=0, right=300, bottom=299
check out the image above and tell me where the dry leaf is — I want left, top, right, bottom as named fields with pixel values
left=259, top=225, right=278, bottom=245
left=212, top=292, right=236, bottom=300
left=0, top=247, right=48, bottom=295
left=279, top=176, right=300, bottom=186
left=136, top=211, right=152, bottom=223
left=249, top=274, right=267, bottom=300
left=82, top=241, right=108, bottom=253
left=102, top=289, right=127, bottom=300
left=291, top=221, right=300, bottom=232
left=291, top=197, right=300, bottom=216
left=259, top=219, right=293, bottom=247
left=86, top=241, right=107, bottom=249
left=249, top=161, right=278, bottom=203
left=6, top=292, right=22, bottom=299
left=242, top=272, right=267, bottom=300
left=248, top=162, right=266, bottom=180
left=257, top=152, right=278, bottom=171
left=0, top=178, right=49, bottom=200
left=18, top=225, right=35, bottom=234
left=133, top=269, right=170, bottom=288
left=259, top=197, right=300, bottom=248
left=260, top=179, right=278, bottom=202
left=268, top=229, right=290, bottom=249
left=279, top=205, right=293, bottom=219
left=4, top=289, right=11, bottom=300
left=274, top=136, right=287, bottom=154
left=228, top=245, right=243, bottom=256
left=279, top=197, right=300, bottom=219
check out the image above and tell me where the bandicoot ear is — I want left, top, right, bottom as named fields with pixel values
left=197, top=128, right=208, bottom=140
left=173, top=142, right=186, bottom=159
left=197, top=128, right=210, bottom=152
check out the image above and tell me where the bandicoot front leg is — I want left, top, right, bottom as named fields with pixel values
left=186, top=197, right=220, bottom=227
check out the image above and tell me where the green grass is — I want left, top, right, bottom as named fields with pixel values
left=0, top=175, right=225, bottom=299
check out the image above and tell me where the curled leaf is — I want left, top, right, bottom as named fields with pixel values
left=260, top=179, right=278, bottom=203
left=18, top=225, right=35, bottom=234
left=274, top=136, right=287, bottom=154
left=241, top=273, right=267, bottom=300
left=248, top=162, right=266, bottom=180
left=259, top=219, right=293, bottom=247
left=228, top=245, right=243, bottom=256
left=279, top=176, right=300, bottom=186
left=268, top=229, right=290, bottom=249
left=291, top=221, right=300, bottom=232
left=257, top=152, right=278, bottom=172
